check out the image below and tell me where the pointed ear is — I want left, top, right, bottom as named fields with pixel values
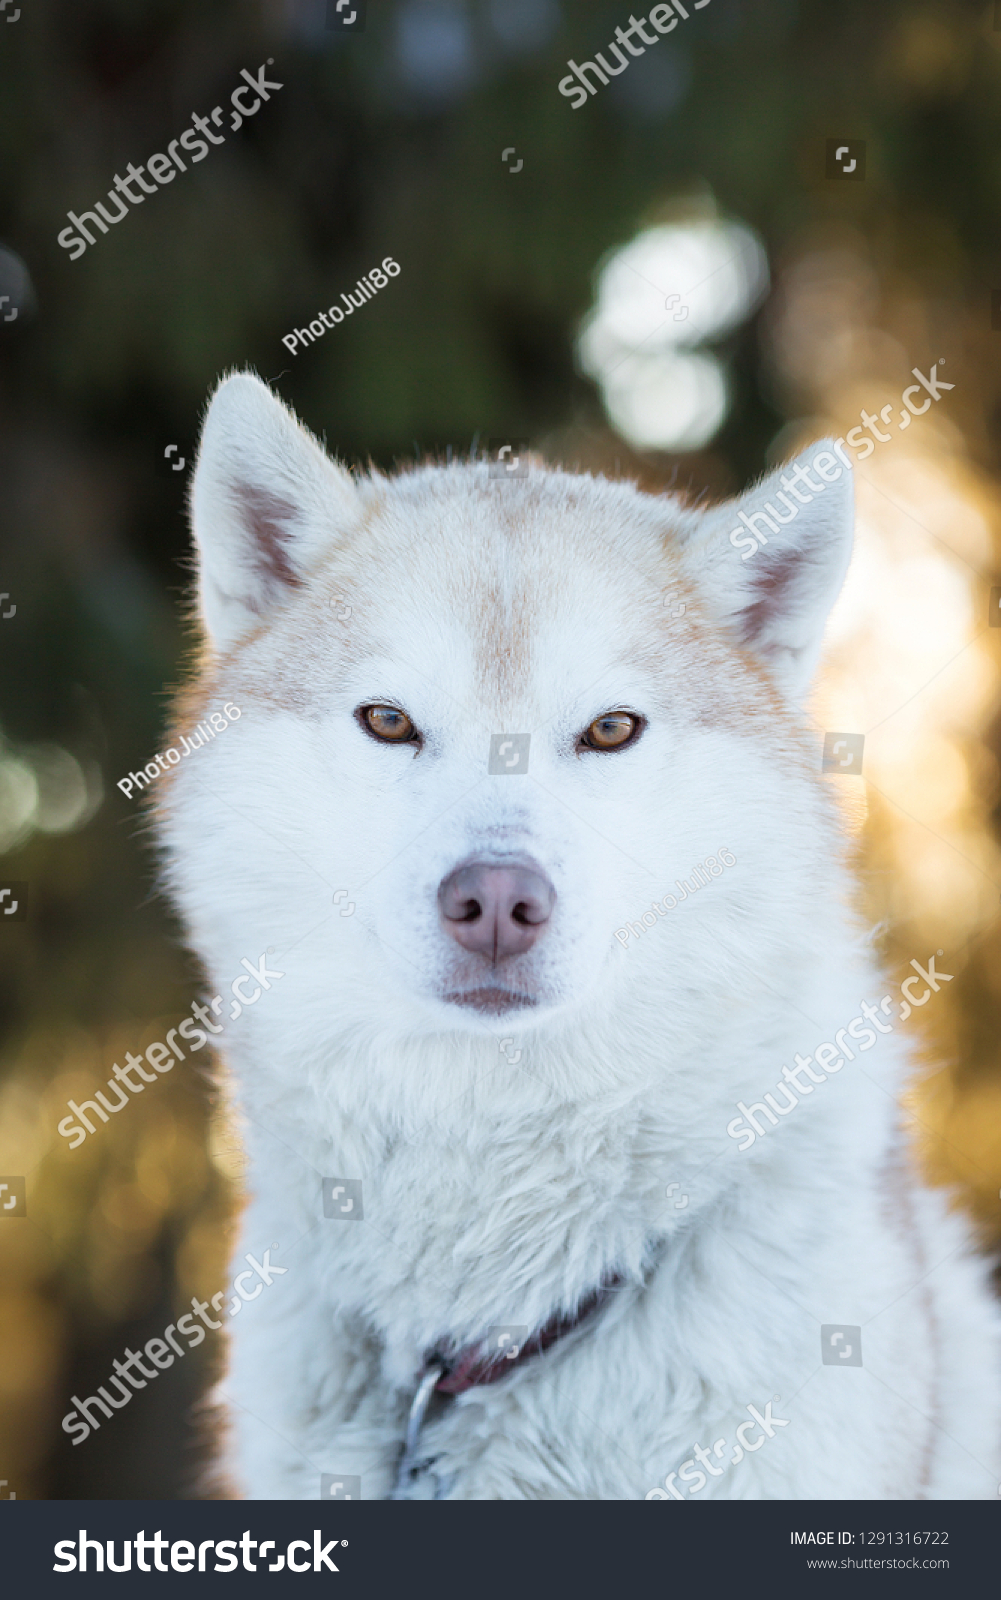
left=680, top=440, right=854, bottom=699
left=189, top=371, right=361, bottom=651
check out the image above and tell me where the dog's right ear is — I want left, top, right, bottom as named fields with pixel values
left=189, top=371, right=360, bottom=652
left=677, top=439, right=854, bottom=702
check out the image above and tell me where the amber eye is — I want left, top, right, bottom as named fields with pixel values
left=360, top=705, right=417, bottom=744
left=580, top=712, right=642, bottom=751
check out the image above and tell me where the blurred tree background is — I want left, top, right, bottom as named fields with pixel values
left=1, top=0, right=1000, bottom=1498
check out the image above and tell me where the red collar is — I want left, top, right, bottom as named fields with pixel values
left=430, top=1276, right=623, bottom=1396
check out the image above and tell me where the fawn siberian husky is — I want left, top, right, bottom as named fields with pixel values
left=157, top=371, right=999, bottom=1500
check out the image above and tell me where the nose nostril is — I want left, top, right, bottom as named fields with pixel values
left=438, top=860, right=556, bottom=960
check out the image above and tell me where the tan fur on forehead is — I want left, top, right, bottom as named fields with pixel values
left=355, top=465, right=800, bottom=747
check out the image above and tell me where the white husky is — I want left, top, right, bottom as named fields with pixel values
left=157, top=371, right=1000, bottom=1500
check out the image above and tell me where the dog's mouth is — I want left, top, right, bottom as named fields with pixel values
left=441, top=986, right=539, bottom=1016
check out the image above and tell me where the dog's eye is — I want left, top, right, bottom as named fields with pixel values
left=360, top=705, right=417, bottom=743
left=580, top=713, right=642, bottom=752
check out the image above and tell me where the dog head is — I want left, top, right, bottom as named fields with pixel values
left=158, top=373, right=852, bottom=1053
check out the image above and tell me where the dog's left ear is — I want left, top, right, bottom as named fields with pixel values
left=680, top=440, right=854, bottom=700
left=189, top=370, right=361, bottom=652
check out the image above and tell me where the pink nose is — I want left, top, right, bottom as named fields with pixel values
left=438, top=862, right=556, bottom=961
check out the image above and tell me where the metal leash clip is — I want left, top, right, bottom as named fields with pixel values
left=389, top=1358, right=447, bottom=1500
